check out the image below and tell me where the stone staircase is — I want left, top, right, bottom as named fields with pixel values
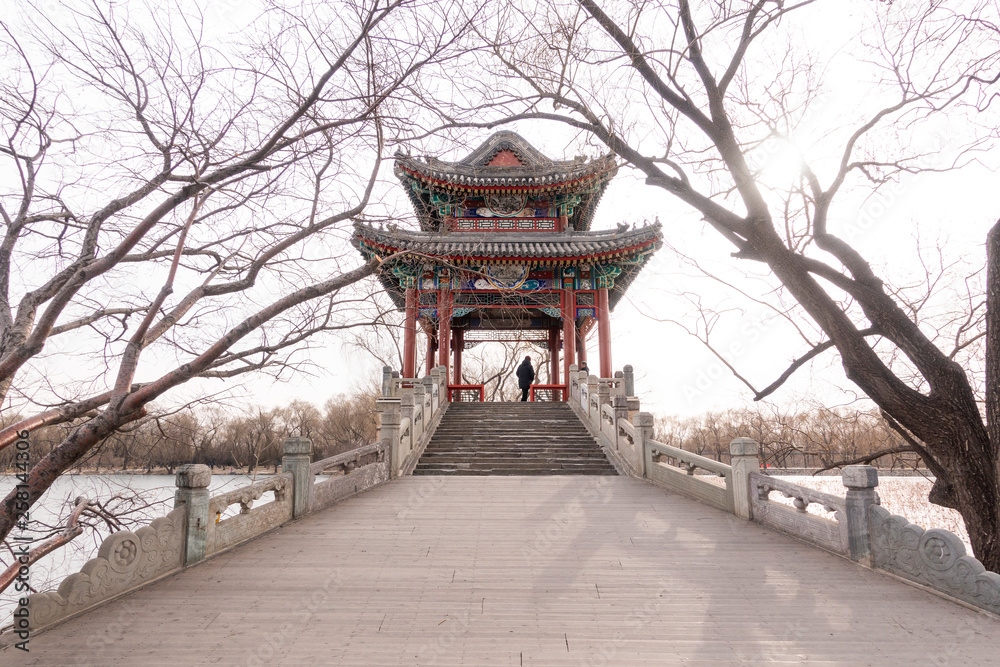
left=413, top=402, right=616, bottom=475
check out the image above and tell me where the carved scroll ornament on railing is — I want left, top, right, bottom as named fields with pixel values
left=209, top=473, right=290, bottom=521
left=869, top=505, right=1000, bottom=615
left=208, top=473, right=293, bottom=554
left=601, top=404, right=614, bottom=427
left=26, top=508, right=186, bottom=630
left=310, top=443, right=384, bottom=476
left=310, top=443, right=389, bottom=512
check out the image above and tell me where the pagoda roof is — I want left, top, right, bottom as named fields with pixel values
left=353, top=221, right=662, bottom=311
left=354, top=221, right=660, bottom=263
left=394, top=131, right=618, bottom=232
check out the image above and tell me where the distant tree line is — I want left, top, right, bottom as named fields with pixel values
left=0, top=391, right=378, bottom=475
left=656, top=403, right=924, bottom=472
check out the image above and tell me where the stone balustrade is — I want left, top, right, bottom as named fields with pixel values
left=23, top=363, right=1000, bottom=634
left=25, top=398, right=418, bottom=635
left=749, top=471, right=848, bottom=556
left=376, top=364, right=450, bottom=476
left=568, top=362, right=1000, bottom=616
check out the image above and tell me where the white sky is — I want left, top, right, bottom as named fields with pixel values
left=171, top=0, right=999, bottom=420
left=6, top=0, right=998, bottom=422
left=241, top=129, right=997, bottom=419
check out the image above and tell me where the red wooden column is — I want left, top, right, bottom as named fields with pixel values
left=425, top=327, right=436, bottom=376
left=548, top=328, right=560, bottom=384
left=597, top=287, right=612, bottom=378
left=577, top=324, right=588, bottom=369
left=453, top=328, right=464, bottom=384
left=438, top=285, right=452, bottom=380
left=403, top=287, right=418, bottom=378
left=562, top=290, right=576, bottom=386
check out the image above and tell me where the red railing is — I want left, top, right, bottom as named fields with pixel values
left=530, top=385, right=567, bottom=402
left=448, top=384, right=485, bottom=402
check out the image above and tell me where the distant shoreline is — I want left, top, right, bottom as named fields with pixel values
left=0, top=466, right=279, bottom=477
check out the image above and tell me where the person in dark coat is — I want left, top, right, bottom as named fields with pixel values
left=515, top=356, right=535, bottom=402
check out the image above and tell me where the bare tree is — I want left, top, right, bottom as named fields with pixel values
left=320, top=390, right=379, bottom=457
left=0, top=0, right=467, bottom=557
left=455, top=1, right=1000, bottom=567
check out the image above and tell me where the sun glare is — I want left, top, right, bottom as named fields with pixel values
left=759, top=142, right=805, bottom=186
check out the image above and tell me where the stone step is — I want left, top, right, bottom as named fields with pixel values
left=412, top=468, right=616, bottom=476
left=415, top=401, right=614, bottom=476
left=419, top=454, right=612, bottom=463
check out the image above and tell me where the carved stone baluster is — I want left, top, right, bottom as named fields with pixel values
left=380, top=406, right=401, bottom=478
left=399, top=393, right=415, bottom=460
left=381, top=365, right=393, bottom=397
left=282, top=436, right=313, bottom=519
left=634, top=412, right=653, bottom=478
left=623, top=364, right=634, bottom=397
left=843, top=465, right=879, bottom=564
left=729, top=438, right=760, bottom=520
left=174, top=464, right=212, bottom=565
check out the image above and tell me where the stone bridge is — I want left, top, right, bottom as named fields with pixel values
left=3, top=365, right=1000, bottom=665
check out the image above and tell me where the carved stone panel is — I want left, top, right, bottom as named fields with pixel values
left=312, top=459, right=390, bottom=513
left=869, top=505, right=1000, bottom=614
left=27, top=507, right=185, bottom=631
left=749, top=473, right=848, bottom=556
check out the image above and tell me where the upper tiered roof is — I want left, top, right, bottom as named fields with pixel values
left=394, top=131, right=618, bottom=232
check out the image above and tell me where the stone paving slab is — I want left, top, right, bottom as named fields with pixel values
left=4, top=476, right=999, bottom=666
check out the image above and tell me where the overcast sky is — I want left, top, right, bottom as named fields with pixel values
left=6, top=0, right=998, bottom=421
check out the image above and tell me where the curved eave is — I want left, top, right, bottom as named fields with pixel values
left=393, top=158, right=617, bottom=196
left=356, top=237, right=658, bottom=267
left=395, top=163, right=617, bottom=233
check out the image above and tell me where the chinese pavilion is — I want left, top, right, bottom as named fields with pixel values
left=353, top=131, right=662, bottom=395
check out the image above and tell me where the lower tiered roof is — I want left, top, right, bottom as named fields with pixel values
left=353, top=221, right=662, bottom=311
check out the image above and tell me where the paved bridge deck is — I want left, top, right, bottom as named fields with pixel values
left=9, top=476, right=1000, bottom=665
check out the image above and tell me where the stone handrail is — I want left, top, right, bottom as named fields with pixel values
left=309, top=442, right=383, bottom=475
left=310, top=444, right=389, bottom=514
left=208, top=472, right=294, bottom=555
left=23, top=436, right=392, bottom=636
left=569, top=365, right=648, bottom=478
left=20, top=364, right=457, bottom=638
left=645, top=439, right=735, bottom=513
left=377, top=365, right=450, bottom=477
left=749, top=472, right=848, bottom=556
left=568, top=363, right=1000, bottom=614
left=868, top=505, right=1000, bottom=615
